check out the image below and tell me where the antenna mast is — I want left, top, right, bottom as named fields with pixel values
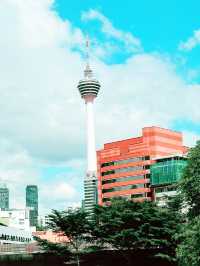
left=84, top=35, right=93, bottom=79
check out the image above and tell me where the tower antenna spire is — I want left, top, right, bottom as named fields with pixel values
left=84, top=35, right=93, bottom=79
left=86, top=35, right=90, bottom=64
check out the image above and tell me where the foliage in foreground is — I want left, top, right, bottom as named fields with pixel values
left=91, top=198, right=180, bottom=263
left=35, top=236, right=72, bottom=262
left=176, top=216, right=200, bottom=266
left=180, top=140, right=200, bottom=218
left=37, top=199, right=181, bottom=265
left=37, top=208, right=91, bottom=266
left=176, top=140, right=200, bottom=265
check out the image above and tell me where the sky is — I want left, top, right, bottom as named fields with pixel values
left=0, top=0, right=200, bottom=216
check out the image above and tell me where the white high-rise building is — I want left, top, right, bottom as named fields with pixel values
left=77, top=40, right=101, bottom=216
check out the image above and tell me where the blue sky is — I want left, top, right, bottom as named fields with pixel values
left=53, top=0, right=200, bottom=89
left=53, top=0, right=200, bottom=132
left=0, top=0, right=200, bottom=215
left=55, top=0, right=200, bottom=69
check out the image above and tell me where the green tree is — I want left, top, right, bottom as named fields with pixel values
left=176, top=216, right=200, bottom=266
left=166, top=193, right=187, bottom=222
left=180, top=140, right=200, bottom=218
left=175, top=141, right=200, bottom=265
left=37, top=208, right=91, bottom=266
left=91, top=198, right=180, bottom=265
left=35, top=237, right=72, bottom=263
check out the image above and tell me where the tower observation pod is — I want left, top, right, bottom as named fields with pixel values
left=77, top=39, right=101, bottom=217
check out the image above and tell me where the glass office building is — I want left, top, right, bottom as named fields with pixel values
left=151, top=156, right=187, bottom=185
left=26, top=185, right=38, bottom=227
left=150, top=156, right=187, bottom=205
left=0, top=184, right=9, bottom=210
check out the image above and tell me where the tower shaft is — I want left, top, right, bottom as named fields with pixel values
left=85, top=98, right=97, bottom=176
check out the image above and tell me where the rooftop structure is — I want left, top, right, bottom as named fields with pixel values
left=33, top=231, right=69, bottom=244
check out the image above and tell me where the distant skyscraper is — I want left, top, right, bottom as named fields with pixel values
left=0, top=184, right=9, bottom=210
left=77, top=38, right=101, bottom=216
left=26, top=185, right=38, bottom=227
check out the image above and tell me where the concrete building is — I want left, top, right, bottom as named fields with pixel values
left=38, top=215, right=51, bottom=229
left=0, top=208, right=33, bottom=232
left=77, top=39, right=101, bottom=216
left=26, top=185, right=38, bottom=227
left=97, top=127, right=188, bottom=205
left=0, top=184, right=9, bottom=210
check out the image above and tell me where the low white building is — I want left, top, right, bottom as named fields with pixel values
left=0, top=225, right=33, bottom=244
left=0, top=208, right=35, bottom=232
left=154, top=187, right=177, bottom=206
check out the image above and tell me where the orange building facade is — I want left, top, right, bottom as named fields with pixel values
left=97, top=126, right=188, bottom=205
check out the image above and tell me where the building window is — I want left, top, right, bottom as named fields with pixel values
left=102, top=170, right=115, bottom=176
left=102, top=165, right=144, bottom=176
left=101, top=156, right=150, bottom=168
left=102, top=175, right=145, bottom=185
left=101, top=161, right=115, bottom=168
left=131, top=193, right=144, bottom=198
left=102, top=183, right=144, bottom=193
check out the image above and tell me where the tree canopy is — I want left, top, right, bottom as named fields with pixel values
left=180, top=140, right=200, bottom=218
left=91, top=198, right=180, bottom=262
left=176, top=216, right=200, bottom=266
left=38, top=208, right=91, bottom=266
left=175, top=140, right=200, bottom=266
left=37, top=199, right=181, bottom=265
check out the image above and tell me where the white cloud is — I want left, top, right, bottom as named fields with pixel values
left=0, top=0, right=85, bottom=213
left=41, top=181, right=77, bottom=201
left=95, top=54, right=200, bottom=146
left=82, top=9, right=142, bottom=54
left=0, top=1, right=199, bottom=215
left=182, top=131, right=200, bottom=147
left=51, top=183, right=76, bottom=199
left=179, top=29, right=200, bottom=51
left=39, top=180, right=80, bottom=214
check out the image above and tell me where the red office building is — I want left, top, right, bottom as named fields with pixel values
left=97, top=126, right=188, bottom=205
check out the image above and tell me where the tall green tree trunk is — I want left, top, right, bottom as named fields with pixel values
left=76, top=253, right=80, bottom=266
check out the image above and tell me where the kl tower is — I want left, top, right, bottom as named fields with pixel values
left=77, top=38, right=101, bottom=216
